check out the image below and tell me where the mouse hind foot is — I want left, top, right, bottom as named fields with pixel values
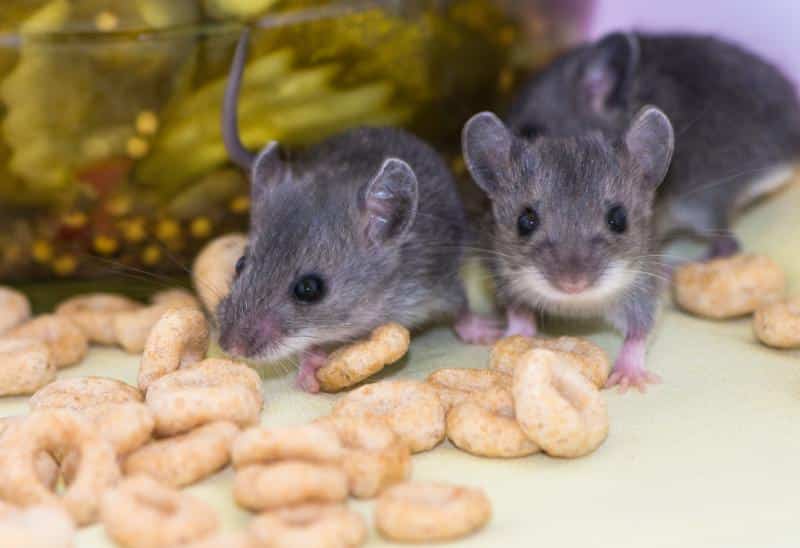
left=605, top=335, right=661, bottom=393
left=454, top=306, right=538, bottom=345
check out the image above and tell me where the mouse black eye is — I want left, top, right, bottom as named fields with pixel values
left=235, top=255, right=246, bottom=277
left=292, top=274, right=326, bottom=304
left=517, top=123, right=542, bottom=139
left=606, top=204, right=628, bottom=234
left=517, top=207, right=539, bottom=237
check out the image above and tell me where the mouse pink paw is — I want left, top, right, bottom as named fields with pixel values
left=454, top=313, right=505, bottom=345
left=504, top=307, right=537, bottom=338
left=605, top=337, right=661, bottom=394
left=295, top=350, right=327, bottom=393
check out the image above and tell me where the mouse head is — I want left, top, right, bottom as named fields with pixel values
left=463, top=106, right=673, bottom=314
left=216, top=143, right=419, bottom=361
left=509, top=32, right=640, bottom=139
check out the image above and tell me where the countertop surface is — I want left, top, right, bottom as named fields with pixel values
left=1, top=179, right=799, bottom=548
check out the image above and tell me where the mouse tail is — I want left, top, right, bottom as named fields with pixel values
left=223, top=28, right=256, bottom=171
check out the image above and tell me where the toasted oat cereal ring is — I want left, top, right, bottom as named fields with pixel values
left=250, top=503, right=366, bottom=548
left=146, top=358, right=262, bottom=436
left=375, top=481, right=491, bottom=542
left=446, top=386, right=539, bottom=458
left=753, top=298, right=800, bottom=349
left=113, top=305, right=171, bottom=354
left=426, top=368, right=510, bottom=410
left=0, top=505, right=75, bottom=548
left=138, top=307, right=209, bottom=391
left=0, top=417, right=60, bottom=490
left=490, top=335, right=610, bottom=388
left=8, top=315, right=88, bottom=369
left=84, top=403, right=155, bottom=456
left=673, top=254, right=786, bottom=319
left=30, top=377, right=142, bottom=410
left=101, top=475, right=218, bottom=548
left=232, top=423, right=344, bottom=468
left=192, top=233, right=247, bottom=314
left=55, top=293, right=142, bottom=345
left=513, top=349, right=609, bottom=458
left=332, top=380, right=445, bottom=453
left=233, top=462, right=348, bottom=511
left=0, top=338, right=55, bottom=396
left=317, top=323, right=410, bottom=392
left=316, top=416, right=411, bottom=499
left=123, top=421, right=239, bottom=487
left=0, top=409, right=120, bottom=525
left=150, top=288, right=201, bottom=310
left=0, top=287, right=31, bottom=335
left=181, top=532, right=257, bottom=548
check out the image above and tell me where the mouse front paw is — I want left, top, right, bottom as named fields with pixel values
left=605, top=336, right=661, bottom=394
left=453, top=312, right=505, bottom=345
left=295, top=349, right=327, bottom=393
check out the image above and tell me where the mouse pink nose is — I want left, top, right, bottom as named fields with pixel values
left=555, top=275, right=590, bottom=294
left=221, top=316, right=282, bottom=358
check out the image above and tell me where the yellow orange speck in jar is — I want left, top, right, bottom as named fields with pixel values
left=93, top=235, right=119, bottom=256
left=52, top=255, right=78, bottom=276
left=135, top=111, right=159, bottom=135
left=141, top=245, right=162, bottom=266
left=32, top=240, right=53, bottom=264
left=190, top=217, right=213, bottom=239
left=94, top=11, right=119, bottom=32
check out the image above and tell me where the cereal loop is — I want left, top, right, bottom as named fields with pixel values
left=0, top=286, right=31, bottom=335
left=673, top=254, right=786, bottom=319
left=101, top=476, right=218, bottom=548
left=0, top=409, right=121, bottom=525
left=0, top=505, right=75, bottom=548
left=0, top=417, right=60, bottom=490
left=233, top=462, right=348, bottom=512
left=316, top=416, right=411, bottom=499
left=753, top=298, right=800, bottom=349
left=332, top=380, right=445, bottom=453
left=192, top=233, right=247, bottom=314
left=113, top=305, right=171, bottom=354
left=55, top=293, right=142, bottom=345
left=490, top=335, right=610, bottom=388
left=232, top=424, right=344, bottom=468
left=181, top=532, right=257, bottom=548
left=8, top=315, right=88, bottom=369
left=513, top=349, right=609, bottom=458
left=138, top=307, right=209, bottom=391
left=250, top=504, right=366, bottom=548
left=426, top=368, right=510, bottom=410
left=30, top=377, right=142, bottom=410
left=123, top=421, right=239, bottom=488
left=375, top=481, right=491, bottom=542
left=317, top=323, right=410, bottom=392
left=0, top=338, right=55, bottom=396
left=150, top=288, right=201, bottom=310
left=146, top=358, right=262, bottom=436
left=446, top=386, right=539, bottom=458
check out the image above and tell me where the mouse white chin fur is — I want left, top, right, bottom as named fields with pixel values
left=504, top=259, right=638, bottom=317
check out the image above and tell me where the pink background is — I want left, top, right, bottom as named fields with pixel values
left=588, top=0, right=800, bottom=85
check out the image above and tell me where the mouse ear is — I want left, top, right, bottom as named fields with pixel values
left=359, top=158, right=419, bottom=247
left=462, top=111, right=513, bottom=196
left=249, top=141, right=289, bottom=218
left=624, top=106, right=674, bottom=188
left=581, top=32, right=639, bottom=112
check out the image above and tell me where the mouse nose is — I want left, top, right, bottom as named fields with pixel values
left=220, top=316, right=282, bottom=358
left=555, top=274, right=591, bottom=294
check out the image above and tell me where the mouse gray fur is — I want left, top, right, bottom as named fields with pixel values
left=216, top=31, right=469, bottom=392
left=461, top=32, right=800, bottom=391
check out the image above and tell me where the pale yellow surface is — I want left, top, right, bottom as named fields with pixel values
left=1, top=181, right=799, bottom=547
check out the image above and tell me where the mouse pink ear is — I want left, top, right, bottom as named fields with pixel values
left=359, top=158, right=419, bottom=247
left=462, top=111, right=513, bottom=196
left=624, top=106, right=674, bottom=188
left=581, top=32, right=639, bottom=113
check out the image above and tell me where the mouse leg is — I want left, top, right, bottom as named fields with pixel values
left=704, top=233, right=741, bottom=260
left=295, top=348, right=327, bottom=393
left=503, top=306, right=537, bottom=338
left=605, top=282, right=661, bottom=394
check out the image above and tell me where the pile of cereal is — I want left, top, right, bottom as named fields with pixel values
left=672, top=254, right=800, bottom=350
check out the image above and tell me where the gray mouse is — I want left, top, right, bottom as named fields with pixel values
left=215, top=31, right=469, bottom=392
left=461, top=32, right=800, bottom=392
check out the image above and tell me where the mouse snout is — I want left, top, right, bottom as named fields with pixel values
left=554, top=273, right=591, bottom=294
left=219, top=316, right=283, bottom=358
